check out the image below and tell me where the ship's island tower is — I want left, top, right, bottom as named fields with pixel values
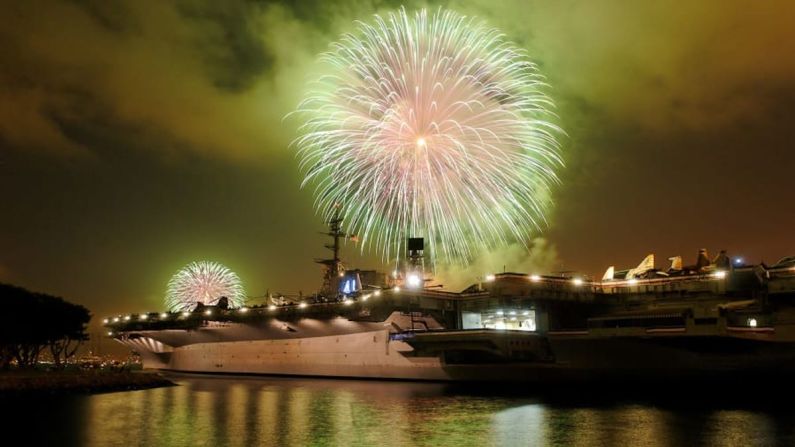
left=315, top=211, right=349, bottom=297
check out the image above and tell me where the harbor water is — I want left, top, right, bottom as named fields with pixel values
left=5, top=373, right=795, bottom=446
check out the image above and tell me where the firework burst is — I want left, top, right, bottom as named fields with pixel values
left=165, top=261, right=246, bottom=312
left=292, top=7, right=563, bottom=264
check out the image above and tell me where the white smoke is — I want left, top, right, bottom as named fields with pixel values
left=432, top=238, right=559, bottom=291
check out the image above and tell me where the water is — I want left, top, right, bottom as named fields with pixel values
left=4, top=374, right=795, bottom=446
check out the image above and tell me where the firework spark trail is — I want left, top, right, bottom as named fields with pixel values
left=292, top=7, right=563, bottom=265
left=165, top=261, right=246, bottom=312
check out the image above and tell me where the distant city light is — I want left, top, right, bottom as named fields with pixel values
left=734, top=258, right=743, bottom=265
left=374, top=290, right=382, bottom=296
left=713, top=271, right=727, bottom=279
left=182, top=311, right=190, bottom=317
left=139, top=314, right=148, bottom=320
left=496, top=310, right=504, bottom=316
left=509, top=311, right=517, bottom=316
left=361, top=294, right=371, bottom=301
left=299, top=302, right=308, bottom=309
left=160, top=313, right=168, bottom=319
left=268, top=305, right=277, bottom=311
left=124, top=315, right=131, bottom=321
left=107, top=331, right=113, bottom=336
left=239, top=307, right=248, bottom=313
left=113, top=317, right=120, bottom=323
left=103, top=318, right=109, bottom=324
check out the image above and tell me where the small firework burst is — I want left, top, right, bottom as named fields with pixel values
left=165, top=261, right=246, bottom=312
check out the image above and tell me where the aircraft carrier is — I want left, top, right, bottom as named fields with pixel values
left=104, top=221, right=795, bottom=382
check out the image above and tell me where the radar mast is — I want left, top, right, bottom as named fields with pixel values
left=315, top=206, right=348, bottom=297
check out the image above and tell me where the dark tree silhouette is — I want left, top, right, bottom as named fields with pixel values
left=0, top=283, right=90, bottom=369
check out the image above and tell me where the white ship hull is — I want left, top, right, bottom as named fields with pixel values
left=135, top=330, right=450, bottom=380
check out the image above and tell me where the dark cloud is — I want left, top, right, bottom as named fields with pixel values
left=71, top=0, right=139, bottom=34
left=176, top=1, right=274, bottom=92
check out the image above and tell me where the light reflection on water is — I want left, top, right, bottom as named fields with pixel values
left=5, top=374, right=795, bottom=446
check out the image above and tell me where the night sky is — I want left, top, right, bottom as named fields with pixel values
left=2, top=0, right=794, bottom=331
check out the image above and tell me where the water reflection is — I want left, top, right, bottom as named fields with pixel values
left=4, top=374, right=795, bottom=446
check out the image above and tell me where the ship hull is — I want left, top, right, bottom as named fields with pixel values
left=124, top=329, right=454, bottom=380
left=120, top=328, right=795, bottom=382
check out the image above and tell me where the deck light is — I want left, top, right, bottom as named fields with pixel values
left=160, top=313, right=168, bottom=319
left=182, top=311, right=190, bottom=317
left=204, top=309, right=212, bottom=316
left=124, top=315, right=131, bottom=321
left=343, top=299, right=353, bottom=305
left=139, top=314, right=148, bottom=320
left=374, top=290, right=382, bottom=297
left=113, top=317, right=120, bottom=323
left=530, top=274, right=541, bottom=282
left=406, top=273, right=422, bottom=288
left=628, top=279, right=638, bottom=285
left=299, top=302, right=308, bottom=309
left=713, top=271, right=727, bottom=279
left=103, top=318, right=109, bottom=324
left=239, top=307, right=248, bottom=313
left=268, top=305, right=277, bottom=311
left=393, top=286, right=401, bottom=292
left=572, top=278, right=584, bottom=286
left=485, top=274, right=496, bottom=282
left=749, top=318, right=758, bottom=328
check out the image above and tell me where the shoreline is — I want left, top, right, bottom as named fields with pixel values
left=0, top=369, right=176, bottom=396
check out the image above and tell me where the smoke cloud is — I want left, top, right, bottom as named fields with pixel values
left=433, top=238, right=560, bottom=291
left=3, top=1, right=793, bottom=160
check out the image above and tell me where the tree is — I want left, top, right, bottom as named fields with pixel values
left=0, top=283, right=91, bottom=369
left=47, top=297, right=90, bottom=367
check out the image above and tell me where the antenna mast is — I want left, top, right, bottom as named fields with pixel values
left=315, top=206, right=348, bottom=296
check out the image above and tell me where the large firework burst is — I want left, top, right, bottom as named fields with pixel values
left=165, top=261, right=246, bottom=312
left=293, top=8, right=563, bottom=264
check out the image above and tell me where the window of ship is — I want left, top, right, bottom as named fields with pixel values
left=462, top=309, right=536, bottom=331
